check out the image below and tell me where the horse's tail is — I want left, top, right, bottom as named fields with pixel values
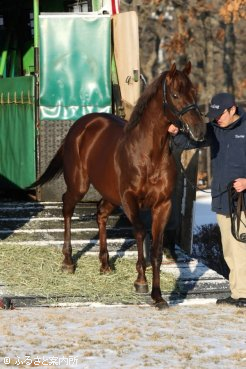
left=28, top=143, right=64, bottom=189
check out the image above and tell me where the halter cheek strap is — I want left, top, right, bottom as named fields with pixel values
left=162, top=77, right=201, bottom=132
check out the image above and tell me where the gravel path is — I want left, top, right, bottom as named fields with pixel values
left=1, top=300, right=246, bottom=369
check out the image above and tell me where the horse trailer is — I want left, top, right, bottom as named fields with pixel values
left=0, top=0, right=140, bottom=201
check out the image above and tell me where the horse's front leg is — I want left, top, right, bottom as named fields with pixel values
left=151, top=200, right=172, bottom=309
left=122, top=193, right=148, bottom=293
left=134, top=222, right=148, bottom=293
left=61, top=191, right=77, bottom=273
left=97, top=199, right=116, bottom=273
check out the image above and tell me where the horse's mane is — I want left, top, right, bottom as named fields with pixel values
left=124, top=72, right=166, bottom=132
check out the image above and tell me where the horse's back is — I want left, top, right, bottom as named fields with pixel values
left=66, top=112, right=124, bottom=137
left=63, top=113, right=125, bottom=204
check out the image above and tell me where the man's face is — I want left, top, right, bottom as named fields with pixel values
left=215, top=106, right=237, bottom=127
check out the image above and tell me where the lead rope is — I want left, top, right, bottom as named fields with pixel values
left=227, top=181, right=246, bottom=243
left=172, top=145, right=246, bottom=241
left=169, top=137, right=211, bottom=194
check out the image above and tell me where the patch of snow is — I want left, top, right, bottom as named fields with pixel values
left=1, top=304, right=246, bottom=369
left=194, top=190, right=216, bottom=228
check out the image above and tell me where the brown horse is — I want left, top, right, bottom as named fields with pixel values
left=29, top=62, right=206, bottom=308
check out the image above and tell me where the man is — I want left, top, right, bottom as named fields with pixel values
left=168, top=92, right=246, bottom=307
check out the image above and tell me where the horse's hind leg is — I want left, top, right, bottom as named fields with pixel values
left=97, top=199, right=116, bottom=273
left=121, top=193, right=148, bottom=293
left=62, top=186, right=88, bottom=273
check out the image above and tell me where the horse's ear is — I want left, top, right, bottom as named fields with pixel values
left=183, top=61, right=192, bottom=75
left=166, top=63, right=177, bottom=83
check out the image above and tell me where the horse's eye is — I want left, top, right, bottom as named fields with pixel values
left=172, top=93, right=178, bottom=99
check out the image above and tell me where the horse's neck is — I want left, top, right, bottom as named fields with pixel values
left=135, top=116, right=169, bottom=152
left=122, top=123, right=169, bottom=172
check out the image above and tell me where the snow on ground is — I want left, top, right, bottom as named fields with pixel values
left=1, top=303, right=246, bottom=369
left=1, top=192, right=246, bottom=369
left=193, top=190, right=216, bottom=228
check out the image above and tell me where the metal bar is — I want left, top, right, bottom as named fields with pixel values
left=33, top=0, right=41, bottom=200
left=0, top=33, right=11, bottom=77
left=33, top=0, right=39, bottom=48
left=9, top=37, right=17, bottom=77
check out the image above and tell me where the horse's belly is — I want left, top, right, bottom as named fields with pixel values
left=90, top=166, right=121, bottom=206
left=84, top=121, right=122, bottom=205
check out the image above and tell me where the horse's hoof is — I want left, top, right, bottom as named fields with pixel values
left=134, top=282, right=149, bottom=294
left=61, top=263, right=76, bottom=274
left=154, top=300, right=169, bottom=310
left=100, top=266, right=111, bottom=274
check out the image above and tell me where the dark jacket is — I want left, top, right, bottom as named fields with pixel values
left=172, top=107, right=246, bottom=215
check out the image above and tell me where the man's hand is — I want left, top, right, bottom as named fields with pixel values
left=168, top=124, right=179, bottom=136
left=233, top=178, right=246, bottom=192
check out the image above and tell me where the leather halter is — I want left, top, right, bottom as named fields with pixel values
left=162, top=76, right=202, bottom=136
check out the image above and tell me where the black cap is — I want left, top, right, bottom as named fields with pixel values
left=206, top=93, right=236, bottom=119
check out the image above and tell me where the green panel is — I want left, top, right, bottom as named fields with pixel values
left=39, top=14, right=112, bottom=120
left=23, top=43, right=35, bottom=75
left=0, top=76, right=35, bottom=189
left=92, top=0, right=102, bottom=11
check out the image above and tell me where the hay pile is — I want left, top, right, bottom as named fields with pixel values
left=0, top=245, right=177, bottom=304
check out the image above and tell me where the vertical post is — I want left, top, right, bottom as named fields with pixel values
left=33, top=0, right=41, bottom=200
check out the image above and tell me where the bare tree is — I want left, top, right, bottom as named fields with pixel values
left=121, top=0, right=246, bottom=103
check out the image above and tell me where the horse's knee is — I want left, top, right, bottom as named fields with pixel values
left=134, top=225, right=146, bottom=243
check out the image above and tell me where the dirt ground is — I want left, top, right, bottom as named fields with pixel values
left=1, top=299, right=246, bottom=369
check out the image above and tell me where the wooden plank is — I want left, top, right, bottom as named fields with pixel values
left=112, top=11, right=140, bottom=120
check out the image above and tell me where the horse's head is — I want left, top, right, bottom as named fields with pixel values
left=164, top=62, right=206, bottom=141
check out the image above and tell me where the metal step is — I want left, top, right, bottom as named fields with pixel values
left=0, top=201, right=135, bottom=247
